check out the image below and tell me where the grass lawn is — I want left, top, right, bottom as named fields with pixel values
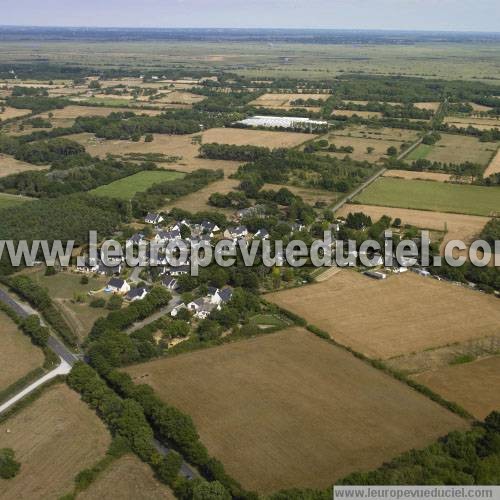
left=0, top=193, right=33, bottom=210
left=90, top=170, right=184, bottom=200
left=405, top=144, right=433, bottom=161
left=355, top=177, right=500, bottom=216
left=249, top=314, right=289, bottom=329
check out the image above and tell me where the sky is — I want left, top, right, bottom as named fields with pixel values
left=1, top=0, right=499, bottom=32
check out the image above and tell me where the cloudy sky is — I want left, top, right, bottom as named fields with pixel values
left=2, top=0, right=499, bottom=32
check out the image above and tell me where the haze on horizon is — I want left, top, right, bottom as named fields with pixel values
left=1, top=0, right=499, bottom=33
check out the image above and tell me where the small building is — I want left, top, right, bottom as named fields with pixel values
left=363, top=271, right=387, bottom=281
left=224, top=226, right=249, bottom=241
left=254, top=228, right=269, bottom=240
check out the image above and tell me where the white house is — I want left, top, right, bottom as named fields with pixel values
left=254, top=228, right=269, bottom=240
left=171, top=303, right=187, bottom=317
left=145, top=212, right=164, bottom=225
left=224, top=226, right=249, bottom=241
left=106, top=278, right=131, bottom=295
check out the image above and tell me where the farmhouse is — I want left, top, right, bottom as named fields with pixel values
left=224, top=226, right=249, bottom=241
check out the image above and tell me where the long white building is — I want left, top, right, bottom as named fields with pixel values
left=237, top=115, right=328, bottom=129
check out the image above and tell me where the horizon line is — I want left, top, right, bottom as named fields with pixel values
left=1, top=24, right=500, bottom=35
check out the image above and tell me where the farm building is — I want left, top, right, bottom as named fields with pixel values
left=236, top=115, right=328, bottom=130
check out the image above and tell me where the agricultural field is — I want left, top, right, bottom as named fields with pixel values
left=332, top=110, right=383, bottom=119
left=148, top=90, right=205, bottom=105
left=249, top=92, right=328, bottom=111
left=443, top=116, right=500, bottom=130
left=165, top=177, right=239, bottom=214
left=90, top=170, right=184, bottom=200
left=78, top=454, right=175, bottom=500
left=0, top=106, right=32, bottom=120
left=266, top=271, right=500, bottom=360
left=0, top=154, right=47, bottom=177
left=484, top=149, right=500, bottom=177
left=383, top=169, right=452, bottom=182
left=332, top=124, right=419, bottom=142
left=412, top=356, right=500, bottom=420
left=201, top=127, right=314, bottom=148
left=0, top=192, right=33, bottom=209
left=32, top=105, right=162, bottom=128
left=336, top=203, right=490, bottom=254
left=321, top=133, right=404, bottom=162
left=404, top=133, right=496, bottom=166
left=0, top=383, right=111, bottom=500
left=125, top=327, right=467, bottom=492
left=69, top=132, right=242, bottom=176
left=414, top=102, right=441, bottom=111
left=355, top=177, right=500, bottom=216
left=0, top=310, right=44, bottom=393
left=26, top=269, right=109, bottom=340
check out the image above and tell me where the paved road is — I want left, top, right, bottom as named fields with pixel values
left=0, top=287, right=79, bottom=365
left=126, top=295, right=181, bottom=334
left=0, top=359, right=72, bottom=415
left=0, top=286, right=197, bottom=479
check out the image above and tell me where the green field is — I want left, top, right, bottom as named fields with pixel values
left=90, top=170, right=184, bottom=200
left=355, top=177, right=500, bottom=216
left=0, top=193, right=33, bottom=209
left=405, top=144, right=433, bottom=161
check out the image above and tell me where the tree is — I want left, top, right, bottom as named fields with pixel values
left=144, top=134, right=154, bottom=143
left=366, top=146, right=374, bottom=154
left=107, top=295, right=123, bottom=311
left=156, top=451, right=183, bottom=485
left=164, top=320, right=190, bottom=339
left=0, top=449, right=21, bottom=479
left=192, top=480, right=231, bottom=500
left=387, top=146, right=398, bottom=157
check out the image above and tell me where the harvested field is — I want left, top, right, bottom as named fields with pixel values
left=249, top=92, right=328, bottom=110
left=79, top=454, right=175, bottom=500
left=383, top=169, right=452, bottom=182
left=0, top=107, right=31, bottom=120
left=469, top=102, right=493, bottom=113
left=444, top=116, right=500, bottom=130
left=333, top=110, right=383, bottom=119
left=336, top=203, right=490, bottom=254
left=69, top=132, right=242, bottom=176
left=355, top=177, right=500, bottom=216
left=414, top=102, right=441, bottom=111
left=264, top=183, right=340, bottom=206
left=0, top=311, right=44, bottom=392
left=0, top=154, right=47, bottom=177
left=151, top=90, right=205, bottom=105
left=266, top=271, right=500, bottom=360
left=90, top=170, right=184, bottom=200
left=165, top=177, right=239, bottom=214
left=125, top=328, right=467, bottom=492
left=201, top=127, right=313, bottom=148
left=412, top=356, right=500, bottom=420
left=0, top=384, right=111, bottom=499
left=34, top=105, right=161, bottom=128
left=484, top=149, right=500, bottom=177
left=407, top=133, right=496, bottom=166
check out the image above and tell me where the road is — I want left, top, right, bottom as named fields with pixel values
left=0, top=286, right=197, bottom=479
left=126, top=294, right=181, bottom=334
left=0, top=287, right=79, bottom=365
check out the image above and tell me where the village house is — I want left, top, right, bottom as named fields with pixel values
left=145, top=212, right=164, bottom=225
left=106, top=278, right=131, bottom=295
left=254, top=228, right=269, bottom=240
left=162, top=276, right=179, bottom=291
left=224, top=226, right=249, bottom=241
left=126, top=287, right=148, bottom=302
